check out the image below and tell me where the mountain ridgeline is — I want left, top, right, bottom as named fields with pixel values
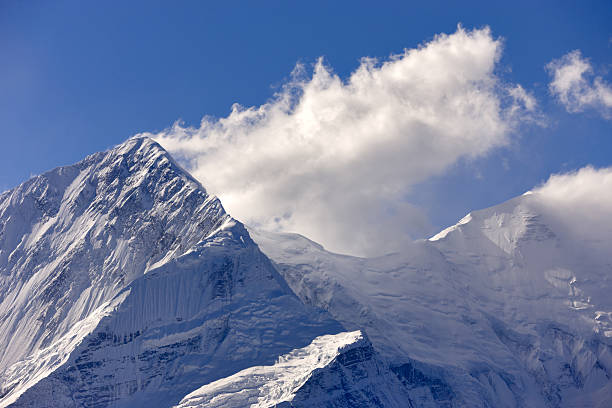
left=0, top=137, right=610, bottom=407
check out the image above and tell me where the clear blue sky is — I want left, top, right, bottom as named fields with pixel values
left=1, top=0, right=611, bottom=232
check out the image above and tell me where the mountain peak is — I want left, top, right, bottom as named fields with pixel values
left=96, top=136, right=205, bottom=191
left=0, top=136, right=230, bottom=404
left=116, top=136, right=173, bottom=167
left=0, top=137, right=343, bottom=407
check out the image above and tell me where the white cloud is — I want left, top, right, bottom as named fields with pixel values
left=531, top=166, right=612, bottom=246
left=508, top=84, right=537, bottom=112
left=145, top=26, right=535, bottom=256
left=547, top=50, right=612, bottom=118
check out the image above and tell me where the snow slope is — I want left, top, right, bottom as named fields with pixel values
left=250, top=192, right=612, bottom=407
left=0, top=138, right=343, bottom=407
left=175, top=330, right=412, bottom=408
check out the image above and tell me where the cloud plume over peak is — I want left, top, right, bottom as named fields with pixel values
left=531, top=166, right=612, bottom=248
left=147, top=26, right=536, bottom=256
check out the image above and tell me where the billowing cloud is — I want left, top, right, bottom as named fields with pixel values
left=532, top=166, right=612, bottom=246
left=145, top=26, right=535, bottom=256
left=547, top=50, right=612, bottom=118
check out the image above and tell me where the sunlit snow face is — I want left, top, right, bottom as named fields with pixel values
left=148, top=26, right=537, bottom=257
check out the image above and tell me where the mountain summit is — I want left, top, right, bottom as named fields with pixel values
left=0, top=138, right=343, bottom=407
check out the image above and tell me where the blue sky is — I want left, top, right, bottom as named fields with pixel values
left=1, top=1, right=611, bottom=255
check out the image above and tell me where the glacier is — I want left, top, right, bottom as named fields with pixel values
left=0, top=136, right=610, bottom=407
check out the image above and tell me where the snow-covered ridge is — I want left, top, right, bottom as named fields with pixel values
left=251, top=192, right=612, bottom=407
left=428, top=213, right=472, bottom=241
left=175, top=330, right=412, bottom=408
left=175, top=331, right=365, bottom=408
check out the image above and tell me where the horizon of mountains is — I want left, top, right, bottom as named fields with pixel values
left=0, top=137, right=610, bottom=407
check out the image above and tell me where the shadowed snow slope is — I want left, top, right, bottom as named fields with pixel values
left=175, top=330, right=412, bottom=408
left=250, top=192, right=612, bottom=407
left=0, top=138, right=343, bottom=407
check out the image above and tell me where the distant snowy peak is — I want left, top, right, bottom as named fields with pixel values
left=427, top=192, right=561, bottom=255
left=175, top=330, right=411, bottom=408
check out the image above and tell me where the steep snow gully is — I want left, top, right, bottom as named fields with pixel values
left=0, top=137, right=610, bottom=407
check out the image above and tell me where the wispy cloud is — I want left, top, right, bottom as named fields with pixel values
left=145, top=26, right=536, bottom=256
left=546, top=50, right=612, bottom=118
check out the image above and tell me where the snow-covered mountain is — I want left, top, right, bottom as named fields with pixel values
left=1, top=136, right=610, bottom=407
left=250, top=193, right=612, bottom=407
left=0, top=138, right=344, bottom=407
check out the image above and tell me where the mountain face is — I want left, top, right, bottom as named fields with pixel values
left=250, top=192, right=612, bottom=407
left=0, top=138, right=343, bottom=407
left=1, top=137, right=611, bottom=407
